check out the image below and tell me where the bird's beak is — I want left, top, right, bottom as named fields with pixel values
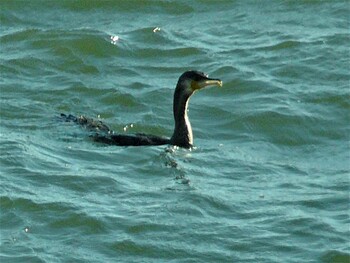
left=192, top=77, right=223, bottom=91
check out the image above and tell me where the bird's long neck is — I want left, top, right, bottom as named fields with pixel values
left=171, top=88, right=193, bottom=148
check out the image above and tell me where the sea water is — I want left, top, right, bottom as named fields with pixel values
left=1, top=1, right=349, bottom=262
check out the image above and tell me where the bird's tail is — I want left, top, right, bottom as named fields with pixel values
left=60, top=113, right=78, bottom=122
left=60, top=113, right=111, bottom=133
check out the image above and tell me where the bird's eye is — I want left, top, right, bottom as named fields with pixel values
left=200, top=71, right=208, bottom=78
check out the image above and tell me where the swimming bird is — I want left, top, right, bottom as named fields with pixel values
left=61, top=70, right=222, bottom=148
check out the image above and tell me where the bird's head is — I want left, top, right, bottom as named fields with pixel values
left=176, top=70, right=222, bottom=96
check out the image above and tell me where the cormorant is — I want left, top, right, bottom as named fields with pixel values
left=61, top=70, right=222, bottom=148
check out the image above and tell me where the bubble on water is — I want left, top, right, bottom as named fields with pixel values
left=153, top=27, right=161, bottom=33
left=110, top=35, right=119, bottom=45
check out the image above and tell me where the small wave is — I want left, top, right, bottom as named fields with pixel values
left=321, top=250, right=350, bottom=263
left=263, top=40, right=302, bottom=51
left=0, top=28, right=41, bottom=44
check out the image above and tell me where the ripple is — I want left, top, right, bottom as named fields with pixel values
left=1, top=1, right=349, bottom=262
left=49, top=212, right=107, bottom=234
left=0, top=196, right=74, bottom=214
left=321, top=250, right=350, bottom=263
left=261, top=40, right=302, bottom=51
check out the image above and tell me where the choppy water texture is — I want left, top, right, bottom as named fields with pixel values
left=1, top=1, right=349, bottom=262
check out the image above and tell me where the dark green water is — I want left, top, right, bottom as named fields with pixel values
left=1, top=1, right=349, bottom=262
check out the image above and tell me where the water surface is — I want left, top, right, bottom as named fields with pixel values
left=1, top=1, right=349, bottom=262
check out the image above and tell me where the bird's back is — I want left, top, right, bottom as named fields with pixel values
left=93, top=133, right=170, bottom=146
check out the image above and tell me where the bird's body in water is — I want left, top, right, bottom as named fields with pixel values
left=61, top=71, right=222, bottom=148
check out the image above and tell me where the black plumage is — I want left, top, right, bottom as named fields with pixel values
left=61, top=71, right=222, bottom=148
